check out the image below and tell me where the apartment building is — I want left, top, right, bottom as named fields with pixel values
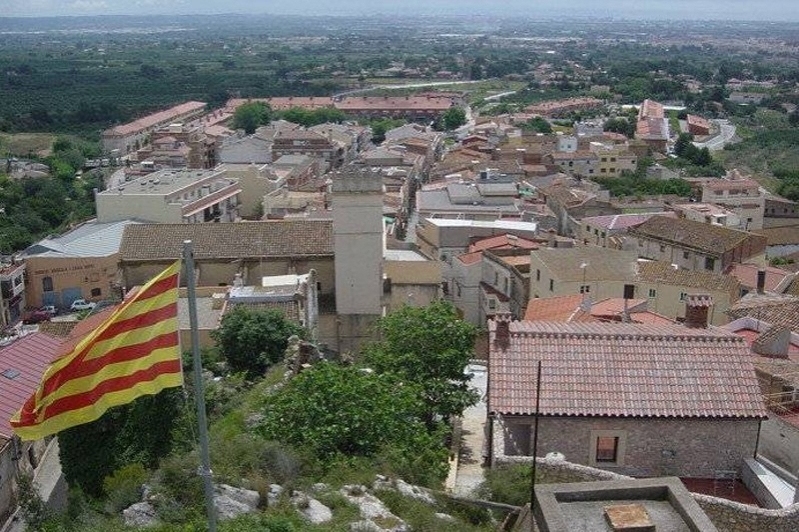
left=96, top=168, right=241, bottom=224
left=101, top=101, right=207, bottom=154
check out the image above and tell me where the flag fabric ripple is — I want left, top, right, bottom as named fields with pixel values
left=11, top=261, right=184, bottom=441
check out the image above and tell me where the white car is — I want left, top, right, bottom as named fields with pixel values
left=70, top=299, right=96, bottom=312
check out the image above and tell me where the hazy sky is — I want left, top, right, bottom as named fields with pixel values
left=1, top=0, right=797, bottom=21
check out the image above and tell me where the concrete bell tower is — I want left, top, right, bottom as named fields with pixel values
left=332, top=166, right=384, bottom=354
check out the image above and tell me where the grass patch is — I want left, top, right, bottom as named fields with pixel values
left=0, top=132, right=57, bottom=157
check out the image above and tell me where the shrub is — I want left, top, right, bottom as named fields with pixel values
left=103, top=463, right=148, bottom=513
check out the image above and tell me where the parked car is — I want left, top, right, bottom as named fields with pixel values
left=40, top=305, right=58, bottom=317
left=22, top=309, right=51, bottom=325
left=70, top=299, right=96, bottom=312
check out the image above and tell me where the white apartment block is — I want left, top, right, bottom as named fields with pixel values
left=96, top=168, right=241, bottom=224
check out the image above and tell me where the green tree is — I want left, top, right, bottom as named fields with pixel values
left=438, top=107, right=467, bottom=131
left=604, top=117, right=635, bottom=138
left=211, top=306, right=306, bottom=378
left=231, top=102, right=272, bottom=134
left=362, top=301, right=478, bottom=426
left=369, top=118, right=405, bottom=144
left=58, top=390, right=182, bottom=496
left=259, top=362, right=448, bottom=484
left=522, top=116, right=553, bottom=134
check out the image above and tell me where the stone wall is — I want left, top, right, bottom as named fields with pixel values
left=493, top=415, right=760, bottom=478
left=494, top=455, right=799, bottom=532
left=695, top=494, right=799, bottom=532
left=758, top=416, right=799, bottom=475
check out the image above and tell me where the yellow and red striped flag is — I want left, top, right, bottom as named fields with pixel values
left=11, top=261, right=184, bottom=441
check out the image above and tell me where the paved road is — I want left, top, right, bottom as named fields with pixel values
left=333, top=79, right=486, bottom=99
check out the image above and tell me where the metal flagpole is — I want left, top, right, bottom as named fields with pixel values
left=529, top=360, right=542, bottom=532
left=183, top=240, right=218, bottom=532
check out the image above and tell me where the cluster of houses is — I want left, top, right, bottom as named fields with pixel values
left=1, top=94, right=799, bottom=525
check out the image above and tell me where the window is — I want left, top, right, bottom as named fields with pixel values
left=503, top=278, right=509, bottom=294
left=648, top=288, right=657, bottom=298
left=600, top=168, right=607, bottom=173
left=487, top=298, right=497, bottom=311
left=549, top=279, right=554, bottom=292
left=589, top=430, right=626, bottom=467
left=659, top=245, right=666, bottom=253
left=705, top=257, right=716, bottom=271
left=536, top=269, right=541, bottom=281
left=610, top=157, right=616, bottom=162
left=683, top=251, right=690, bottom=259
left=580, top=285, right=590, bottom=294
left=42, top=276, right=53, bottom=293
left=680, top=292, right=688, bottom=301
left=596, top=437, right=619, bottom=462
left=494, top=272, right=499, bottom=285
left=90, top=288, right=101, bottom=297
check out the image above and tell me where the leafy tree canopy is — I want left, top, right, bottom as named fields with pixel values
left=437, top=107, right=467, bottom=131
left=362, top=300, right=478, bottom=425
left=603, top=117, right=635, bottom=138
left=279, top=106, right=346, bottom=128
left=521, top=116, right=553, bottom=134
left=231, top=102, right=272, bottom=134
left=258, top=362, right=449, bottom=484
left=211, top=306, right=306, bottom=378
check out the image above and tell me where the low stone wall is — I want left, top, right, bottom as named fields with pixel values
left=494, top=455, right=799, bottom=532
left=695, top=494, right=799, bottom=532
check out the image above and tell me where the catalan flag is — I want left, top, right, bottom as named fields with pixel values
left=11, top=261, right=184, bottom=441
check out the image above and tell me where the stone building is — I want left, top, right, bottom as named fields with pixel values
left=487, top=320, right=767, bottom=478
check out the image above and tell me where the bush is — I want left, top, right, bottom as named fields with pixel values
left=151, top=453, right=206, bottom=523
left=103, top=463, right=148, bottom=513
left=477, top=464, right=532, bottom=507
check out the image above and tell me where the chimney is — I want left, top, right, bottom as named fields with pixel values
left=684, top=294, right=713, bottom=329
left=547, top=229, right=557, bottom=248
left=493, top=313, right=512, bottom=350
left=756, top=269, right=766, bottom=294
left=752, top=326, right=791, bottom=359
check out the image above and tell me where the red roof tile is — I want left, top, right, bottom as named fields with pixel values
left=468, top=234, right=538, bottom=253
left=488, top=320, right=766, bottom=419
left=0, top=333, right=63, bottom=439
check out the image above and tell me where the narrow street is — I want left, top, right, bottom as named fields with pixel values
left=451, top=363, right=488, bottom=497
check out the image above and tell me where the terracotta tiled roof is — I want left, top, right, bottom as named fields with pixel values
left=0, top=332, right=63, bottom=439
left=37, top=321, right=78, bottom=338
left=755, top=225, right=799, bottom=246
left=636, top=261, right=740, bottom=292
left=728, top=294, right=799, bottom=332
left=105, top=101, right=206, bottom=137
left=727, top=263, right=793, bottom=292
left=488, top=320, right=766, bottom=419
left=523, top=294, right=587, bottom=322
left=629, top=216, right=753, bottom=255
left=581, top=213, right=672, bottom=231
left=456, top=253, right=481, bottom=266
left=468, top=234, right=538, bottom=253
left=533, top=248, right=640, bottom=282
left=120, top=220, right=333, bottom=261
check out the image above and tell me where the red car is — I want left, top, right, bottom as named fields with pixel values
left=22, top=309, right=51, bottom=325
